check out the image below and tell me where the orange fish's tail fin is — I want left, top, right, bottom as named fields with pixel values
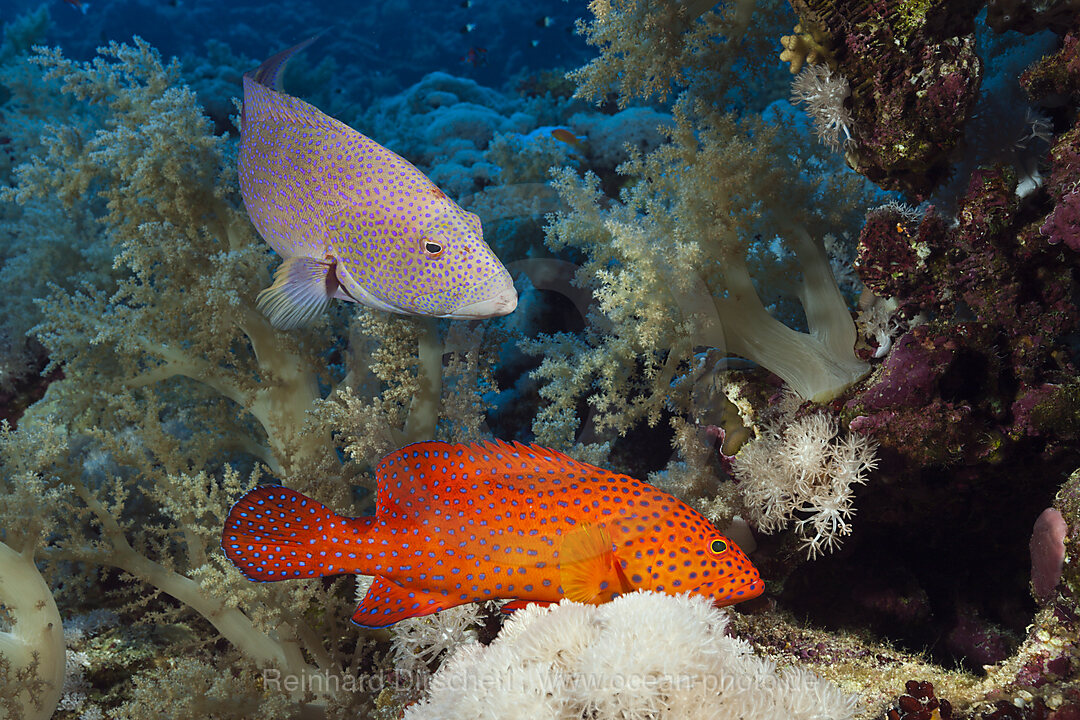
left=222, top=486, right=370, bottom=582
left=247, top=30, right=330, bottom=92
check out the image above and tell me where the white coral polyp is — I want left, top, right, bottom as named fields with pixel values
left=404, top=592, right=858, bottom=720
left=791, top=64, right=854, bottom=151
left=732, top=410, right=878, bottom=558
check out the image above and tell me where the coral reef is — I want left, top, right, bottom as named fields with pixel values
left=786, top=0, right=985, bottom=200
left=0, top=0, right=1079, bottom=718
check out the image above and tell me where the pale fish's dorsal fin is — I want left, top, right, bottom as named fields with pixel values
left=558, top=523, right=633, bottom=604
left=256, top=256, right=335, bottom=330
left=248, top=31, right=328, bottom=92
left=351, top=577, right=461, bottom=628
left=242, top=32, right=340, bottom=132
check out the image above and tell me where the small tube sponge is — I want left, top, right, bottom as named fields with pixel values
left=404, top=591, right=858, bottom=720
left=1030, top=508, right=1067, bottom=601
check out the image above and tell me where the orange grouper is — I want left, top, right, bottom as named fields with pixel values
left=222, top=441, right=764, bottom=628
left=239, top=38, right=517, bottom=328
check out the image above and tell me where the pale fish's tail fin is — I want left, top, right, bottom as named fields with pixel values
left=246, top=30, right=330, bottom=92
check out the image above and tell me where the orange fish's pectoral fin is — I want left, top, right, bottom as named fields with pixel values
left=351, top=578, right=460, bottom=628
left=256, top=256, right=336, bottom=330
left=500, top=599, right=555, bottom=614
left=558, top=523, right=635, bottom=605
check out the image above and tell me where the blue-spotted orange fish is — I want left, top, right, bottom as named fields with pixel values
left=222, top=440, right=764, bottom=628
left=239, top=38, right=517, bottom=328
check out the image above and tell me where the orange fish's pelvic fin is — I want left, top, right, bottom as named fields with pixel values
left=558, top=523, right=634, bottom=604
left=352, top=577, right=461, bottom=628
left=222, top=486, right=369, bottom=582
left=256, top=256, right=338, bottom=330
left=500, top=599, right=555, bottom=614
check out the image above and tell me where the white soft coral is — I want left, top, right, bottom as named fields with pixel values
left=732, top=406, right=878, bottom=558
left=405, top=592, right=858, bottom=720
left=791, top=63, right=854, bottom=151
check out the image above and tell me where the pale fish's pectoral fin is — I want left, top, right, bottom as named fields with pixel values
left=558, top=523, right=634, bottom=605
left=351, top=577, right=461, bottom=628
left=256, top=256, right=334, bottom=330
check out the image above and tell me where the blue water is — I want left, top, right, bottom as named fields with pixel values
left=8, top=0, right=592, bottom=92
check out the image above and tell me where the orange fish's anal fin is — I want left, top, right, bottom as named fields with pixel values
left=351, top=577, right=461, bottom=628
left=558, top=523, right=635, bottom=605
left=256, top=256, right=337, bottom=330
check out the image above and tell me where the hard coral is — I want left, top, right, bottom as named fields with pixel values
left=846, top=325, right=990, bottom=466
left=1020, top=32, right=1080, bottom=104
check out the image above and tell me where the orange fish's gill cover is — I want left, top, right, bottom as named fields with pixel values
left=222, top=440, right=763, bottom=628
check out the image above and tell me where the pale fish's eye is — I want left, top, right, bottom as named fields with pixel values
left=421, top=237, right=443, bottom=256
left=710, top=538, right=728, bottom=554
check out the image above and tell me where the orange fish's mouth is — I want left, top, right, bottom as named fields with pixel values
left=695, top=575, right=765, bottom=607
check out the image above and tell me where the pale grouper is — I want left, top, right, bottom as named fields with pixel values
left=222, top=440, right=764, bottom=628
left=239, top=38, right=517, bottom=328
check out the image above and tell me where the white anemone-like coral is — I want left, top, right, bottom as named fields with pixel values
left=731, top=408, right=879, bottom=558
left=404, top=591, right=858, bottom=720
left=791, top=63, right=854, bottom=151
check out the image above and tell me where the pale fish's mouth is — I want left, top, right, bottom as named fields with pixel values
left=445, top=271, right=518, bottom=319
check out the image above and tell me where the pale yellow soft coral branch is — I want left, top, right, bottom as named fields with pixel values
left=526, top=100, right=872, bottom=454
left=0, top=541, right=65, bottom=720
left=571, top=0, right=781, bottom=108
left=0, top=422, right=67, bottom=720
left=7, top=39, right=344, bottom=477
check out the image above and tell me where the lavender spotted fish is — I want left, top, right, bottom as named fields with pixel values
left=239, top=38, right=518, bottom=328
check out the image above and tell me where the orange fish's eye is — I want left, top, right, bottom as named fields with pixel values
left=422, top=239, right=443, bottom=256
left=710, top=538, right=728, bottom=554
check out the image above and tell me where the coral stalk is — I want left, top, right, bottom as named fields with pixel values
left=0, top=540, right=65, bottom=720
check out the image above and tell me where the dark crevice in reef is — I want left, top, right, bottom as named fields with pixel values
left=776, top=458, right=1066, bottom=673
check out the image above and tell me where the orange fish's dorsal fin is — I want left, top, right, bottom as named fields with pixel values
left=351, top=577, right=461, bottom=628
left=558, top=523, right=633, bottom=605
left=373, top=440, right=616, bottom=517
left=479, top=439, right=612, bottom=476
